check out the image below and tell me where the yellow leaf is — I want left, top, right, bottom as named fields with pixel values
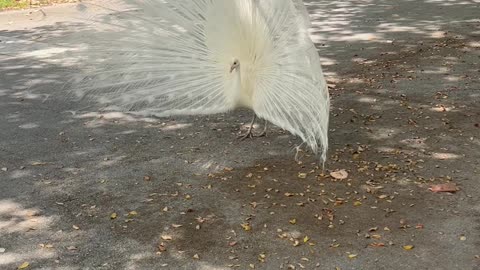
left=303, top=236, right=310, bottom=243
left=289, top=218, right=297, bottom=225
left=348, top=254, right=358, bottom=259
left=110, top=213, right=117, bottom=219
left=31, top=161, right=47, bottom=166
left=128, top=211, right=138, bottom=217
left=298, top=173, right=307, bottom=179
left=403, top=245, right=414, bottom=250
left=353, top=201, right=362, bottom=206
left=241, top=223, right=252, bottom=231
left=18, top=262, right=29, bottom=269
left=161, top=235, right=173, bottom=241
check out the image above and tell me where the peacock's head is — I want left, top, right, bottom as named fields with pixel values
left=230, top=58, right=240, bottom=73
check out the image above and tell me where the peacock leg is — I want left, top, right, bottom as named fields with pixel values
left=238, top=114, right=257, bottom=140
left=257, top=120, right=268, bottom=137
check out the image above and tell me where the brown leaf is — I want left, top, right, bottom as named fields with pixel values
left=369, top=242, right=385, bottom=247
left=330, top=170, right=348, bottom=180
left=158, top=242, right=167, bottom=252
left=429, top=183, right=458, bottom=193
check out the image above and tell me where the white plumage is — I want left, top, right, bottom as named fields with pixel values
left=70, top=0, right=330, bottom=161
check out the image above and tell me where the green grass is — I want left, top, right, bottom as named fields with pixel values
left=0, top=0, right=29, bottom=10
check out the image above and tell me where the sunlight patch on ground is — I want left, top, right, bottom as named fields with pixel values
left=0, top=250, right=55, bottom=266
left=357, top=97, right=377, bottom=103
left=0, top=200, right=53, bottom=234
left=432, top=152, right=461, bottom=160
left=160, top=123, right=192, bottom=131
left=367, top=127, right=398, bottom=140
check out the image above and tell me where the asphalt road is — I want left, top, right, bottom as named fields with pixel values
left=1, top=1, right=479, bottom=269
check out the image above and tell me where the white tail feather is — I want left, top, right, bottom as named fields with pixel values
left=66, top=0, right=330, bottom=161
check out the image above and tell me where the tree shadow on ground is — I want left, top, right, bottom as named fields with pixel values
left=0, top=0, right=479, bottom=269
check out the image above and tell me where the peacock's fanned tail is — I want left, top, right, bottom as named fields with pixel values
left=65, top=0, right=330, bottom=161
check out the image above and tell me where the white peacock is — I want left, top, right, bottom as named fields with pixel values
left=69, top=0, right=330, bottom=162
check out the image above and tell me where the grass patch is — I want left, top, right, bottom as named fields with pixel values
left=0, top=0, right=29, bottom=9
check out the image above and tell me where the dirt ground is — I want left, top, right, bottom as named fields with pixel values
left=0, top=0, right=479, bottom=269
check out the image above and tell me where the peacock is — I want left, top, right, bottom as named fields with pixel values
left=68, top=0, right=330, bottom=161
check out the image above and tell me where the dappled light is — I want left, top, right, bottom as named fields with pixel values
left=0, top=0, right=479, bottom=269
left=0, top=200, right=53, bottom=234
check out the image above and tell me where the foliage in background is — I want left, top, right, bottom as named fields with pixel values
left=0, top=0, right=29, bottom=10
left=0, top=0, right=77, bottom=10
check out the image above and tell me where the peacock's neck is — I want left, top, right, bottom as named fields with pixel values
left=238, top=68, right=255, bottom=109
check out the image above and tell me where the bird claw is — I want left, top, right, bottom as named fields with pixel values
left=237, top=115, right=267, bottom=141
left=237, top=128, right=266, bottom=141
left=238, top=129, right=255, bottom=141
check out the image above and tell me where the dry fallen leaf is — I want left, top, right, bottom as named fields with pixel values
left=44, top=244, right=54, bottom=249
left=241, top=223, right=252, bottom=231
left=429, top=183, right=458, bottom=193
left=403, top=245, right=414, bottom=250
left=289, top=218, right=297, bottom=225
left=110, top=213, right=117, bottom=219
left=258, top=253, right=266, bottom=262
left=161, top=235, right=173, bottom=241
left=18, top=262, right=29, bottom=269
left=72, top=225, right=80, bottom=230
left=31, top=161, right=47, bottom=166
left=298, top=173, right=307, bottom=179
left=330, top=170, right=348, bottom=180
left=348, top=254, right=358, bottom=259
left=369, top=242, right=385, bottom=247
left=193, top=254, right=200, bottom=259
left=158, top=242, right=167, bottom=252
left=128, top=211, right=138, bottom=217
left=172, top=224, right=183, bottom=228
